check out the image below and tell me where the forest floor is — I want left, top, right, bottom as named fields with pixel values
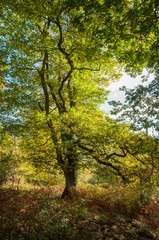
left=0, top=185, right=159, bottom=240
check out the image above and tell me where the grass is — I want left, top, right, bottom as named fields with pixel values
left=0, top=184, right=158, bottom=240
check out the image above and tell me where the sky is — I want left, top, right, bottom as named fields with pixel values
left=101, top=70, right=154, bottom=113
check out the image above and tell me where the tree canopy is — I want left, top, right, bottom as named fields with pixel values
left=109, top=75, right=159, bottom=134
left=0, top=0, right=159, bottom=197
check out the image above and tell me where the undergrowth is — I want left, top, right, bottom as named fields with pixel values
left=0, top=185, right=158, bottom=240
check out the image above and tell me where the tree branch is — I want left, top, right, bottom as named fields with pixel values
left=74, top=66, right=101, bottom=71
left=37, top=101, right=44, bottom=111
left=48, top=83, right=62, bottom=114
left=78, top=142, right=127, bottom=181
left=94, top=156, right=127, bottom=182
left=38, top=52, right=49, bottom=115
left=55, top=17, right=74, bottom=111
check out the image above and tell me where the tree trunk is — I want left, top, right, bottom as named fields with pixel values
left=61, top=168, right=77, bottom=198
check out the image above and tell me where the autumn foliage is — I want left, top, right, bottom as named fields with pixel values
left=0, top=185, right=158, bottom=240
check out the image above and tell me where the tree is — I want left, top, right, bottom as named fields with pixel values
left=77, top=116, right=159, bottom=181
left=0, top=0, right=158, bottom=197
left=77, top=117, right=159, bottom=203
left=109, top=75, right=159, bottom=134
left=0, top=131, right=16, bottom=187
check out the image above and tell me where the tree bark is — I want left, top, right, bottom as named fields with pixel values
left=61, top=167, right=77, bottom=198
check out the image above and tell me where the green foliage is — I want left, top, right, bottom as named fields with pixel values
left=109, top=75, right=159, bottom=132
left=77, top=115, right=159, bottom=187
left=0, top=0, right=158, bottom=195
left=0, top=132, right=15, bottom=186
